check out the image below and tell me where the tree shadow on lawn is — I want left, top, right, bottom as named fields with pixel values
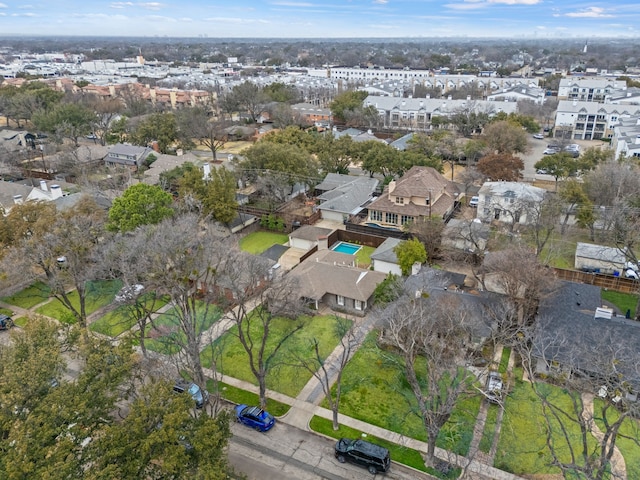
left=34, top=280, right=123, bottom=323
left=328, top=331, right=481, bottom=457
left=143, top=302, right=222, bottom=355
left=201, top=314, right=350, bottom=399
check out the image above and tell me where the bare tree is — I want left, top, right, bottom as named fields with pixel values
left=112, top=214, right=229, bottom=405
left=287, top=316, right=358, bottom=430
left=380, top=294, right=475, bottom=467
left=481, top=246, right=557, bottom=325
left=215, top=250, right=308, bottom=408
left=176, top=106, right=229, bottom=160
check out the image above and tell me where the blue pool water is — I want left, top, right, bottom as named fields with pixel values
left=331, top=241, right=361, bottom=255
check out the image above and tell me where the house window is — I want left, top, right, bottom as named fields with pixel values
left=385, top=213, right=398, bottom=224
left=395, top=196, right=404, bottom=205
left=337, top=295, right=345, bottom=306
left=370, top=210, right=383, bottom=222
left=494, top=209, right=501, bottom=220
left=401, top=215, right=413, bottom=225
left=355, top=300, right=364, bottom=311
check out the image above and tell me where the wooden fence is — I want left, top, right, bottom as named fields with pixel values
left=553, top=268, right=639, bottom=294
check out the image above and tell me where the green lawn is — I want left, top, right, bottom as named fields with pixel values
left=593, top=398, right=640, bottom=480
left=0, top=307, right=14, bottom=317
left=601, top=290, right=638, bottom=318
left=143, top=301, right=222, bottom=354
left=495, top=369, right=600, bottom=476
left=479, top=404, right=499, bottom=453
left=210, top=380, right=290, bottom=417
left=331, top=331, right=480, bottom=457
left=355, top=245, right=376, bottom=268
left=202, top=314, right=350, bottom=398
left=90, top=293, right=169, bottom=337
left=2, top=281, right=51, bottom=309
left=239, top=231, right=288, bottom=254
left=35, top=280, right=123, bottom=323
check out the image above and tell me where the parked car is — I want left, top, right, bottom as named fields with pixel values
left=543, top=146, right=560, bottom=155
left=533, top=133, right=544, bottom=140
left=235, top=404, right=275, bottom=432
left=469, top=196, right=479, bottom=208
left=335, top=438, right=391, bottom=474
left=485, top=371, right=504, bottom=404
left=115, top=284, right=144, bottom=302
left=0, top=314, right=14, bottom=331
left=173, top=380, right=209, bottom=409
left=536, top=168, right=549, bottom=175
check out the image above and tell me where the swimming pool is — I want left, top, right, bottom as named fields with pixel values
left=331, top=241, right=362, bottom=255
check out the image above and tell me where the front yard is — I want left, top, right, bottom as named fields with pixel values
left=202, top=313, right=350, bottom=398
left=34, top=280, right=123, bottom=323
left=325, top=331, right=481, bottom=457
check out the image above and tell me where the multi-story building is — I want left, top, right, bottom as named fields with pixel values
left=558, top=77, right=626, bottom=103
left=554, top=100, right=640, bottom=140
left=364, top=95, right=518, bottom=131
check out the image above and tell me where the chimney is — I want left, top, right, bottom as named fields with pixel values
left=50, top=185, right=63, bottom=200
left=635, top=134, right=640, bottom=145
left=388, top=180, right=396, bottom=194
left=573, top=100, right=577, bottom=106
left=39, top=180, right=48, bottom=191
left=426, top=94, right=430, bottom=99
left=13, top=194, right=23, bottom=205
left=467, top=95, right=471, bottom=100
left=448, top=95, right=452, bottom=100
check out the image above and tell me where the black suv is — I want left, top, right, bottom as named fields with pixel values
left=173, top=380, right=209, bottom=409
left=335, top=438, right=390, bottom=474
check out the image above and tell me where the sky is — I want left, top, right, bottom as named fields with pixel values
left=0, top=1, right=639, bottom=39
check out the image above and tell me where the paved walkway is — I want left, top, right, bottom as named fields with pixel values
left=581, top=393, right=627, bottom=480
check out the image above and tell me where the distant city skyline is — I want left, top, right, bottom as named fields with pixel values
left=0, top=1, right=638, bottom=39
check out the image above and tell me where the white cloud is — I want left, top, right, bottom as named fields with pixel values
left=110, top=2, right=134, bottom=8
left=139, top=2, right=164, bottom=9
left=488, top=0, right=541, bottom=4
left=373, top=0, right=389, bottom=4
left=565, top=7, right=614, bottom=18
left=18, top=4, right=34, bottom=9
left=0, top=3, right=8, bottom=7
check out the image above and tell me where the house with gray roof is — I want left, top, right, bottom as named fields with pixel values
left=533, top=281, right=640, bottom=399
left=612, top=115, right=640, bottom=159
left=104, top=143, right=153, bottom=170
left=370, top=237, right=402, bottom=276
left=442, top=218, right=490, bottom=254
left=486, top=84, right=546, bottom=105
left=288, top=249, right=387, bottom=315
left=574, top=242, right=626, bottom=274
left=315, top=174, right=379, bottom=223
left=288, top=225, right=334, bottom=251
left=554, top=100, right=640, bottom=141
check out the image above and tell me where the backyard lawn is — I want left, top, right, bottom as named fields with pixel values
left=239, top=231, right=288, bottom=254
left=34, top=280, right=123, bottom=323
left=202, top=313, right=350, bottom=398
left=2, top=281, right=51, bottom=309
left=601, top=290, right=638, bottom=318
left=143, top=301, right=222, bottom=354
left=355, top=245, right=376, bottom=268
left=90, top=293, right=170, bottom=337
left=326, top=331, right=481, bottom=457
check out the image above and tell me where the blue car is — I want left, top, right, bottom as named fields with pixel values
left=235, top=404, right=275, bottom=432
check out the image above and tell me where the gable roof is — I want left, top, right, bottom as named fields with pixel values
left=370, top=237, right=402, bottom=263
left=317, top=176, right=379, bottom=215
left=575, top=242, right=626, bottom=263
left=289, top=225, right=333, bottom=241
left=289, top=249, right=387, bottom=301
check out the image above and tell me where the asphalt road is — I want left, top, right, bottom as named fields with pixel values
left=229, top=421, right=436, bottom=480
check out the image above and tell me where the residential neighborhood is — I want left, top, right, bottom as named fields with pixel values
left=2, top=35, right=640, bottom=480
